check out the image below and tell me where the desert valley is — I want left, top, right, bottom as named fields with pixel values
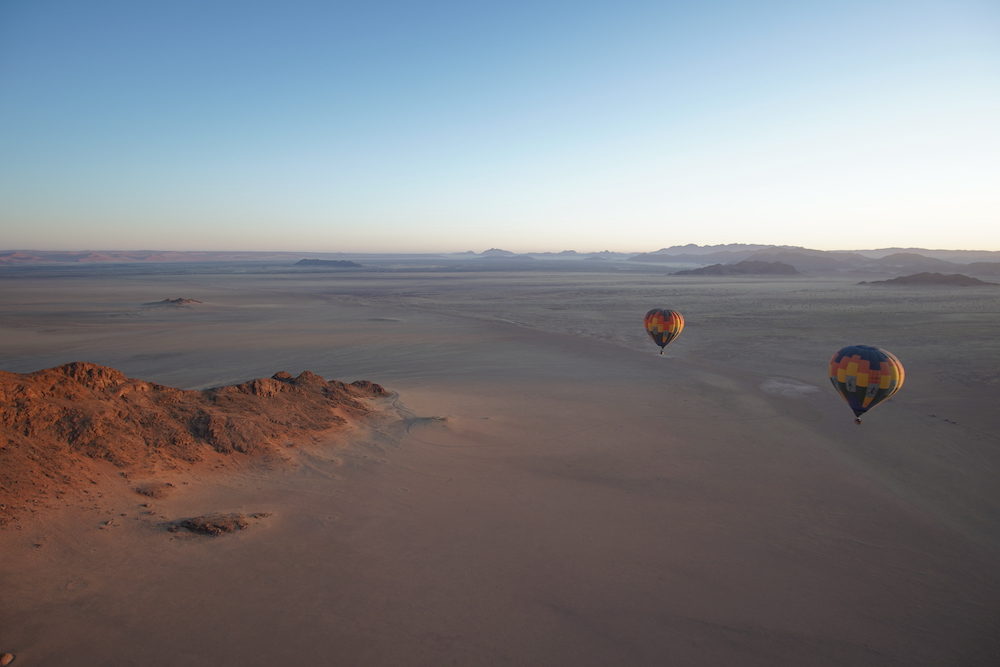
left=1, top=248, right=999, bottom=666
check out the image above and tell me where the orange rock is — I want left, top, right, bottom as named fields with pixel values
left=0, top=363, right=388, bottom=522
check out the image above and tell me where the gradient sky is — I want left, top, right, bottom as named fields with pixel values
left=1, top=0, right=998, bottom=253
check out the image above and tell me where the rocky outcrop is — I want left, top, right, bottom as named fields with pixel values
left=0, top=363, right=388, bottom=523
left=178, top=512, right=270, bottom=536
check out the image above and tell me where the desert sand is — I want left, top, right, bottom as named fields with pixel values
left=1, top=262, right=998, bottom=666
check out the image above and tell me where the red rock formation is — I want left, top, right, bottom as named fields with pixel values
left=0, top=362, right=389, bottom=524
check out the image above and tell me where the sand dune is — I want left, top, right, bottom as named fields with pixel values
left=0, top=266, right=997, bottom=666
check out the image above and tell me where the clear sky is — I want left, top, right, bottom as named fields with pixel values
left=1, top=0, right=998, bottom=253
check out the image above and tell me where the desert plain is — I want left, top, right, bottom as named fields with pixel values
left=1, top=260, right=998, bottom=666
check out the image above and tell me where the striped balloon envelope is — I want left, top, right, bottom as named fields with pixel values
left=829, top=345, right=904, bottom=424
left=644, top=309, right=684, bottom=353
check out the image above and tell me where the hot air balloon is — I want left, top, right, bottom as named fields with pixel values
left=829, top=345, right=904, bottom=424
left=644, top=309, right=684, bottom=353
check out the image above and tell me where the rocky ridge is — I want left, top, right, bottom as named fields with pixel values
left=0, top=362, right=388, bottom=524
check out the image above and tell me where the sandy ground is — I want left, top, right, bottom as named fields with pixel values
left=1, top=265, right=998, bottom=666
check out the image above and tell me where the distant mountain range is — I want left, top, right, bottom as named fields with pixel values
left=643, top=244, right=1000, bottom=262
left=628, top=247, right=1000, bottom=276
left=3, top=245, right=999, bottom=276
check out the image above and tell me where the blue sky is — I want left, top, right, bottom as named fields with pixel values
left=1, top=0, right=998, bottom=253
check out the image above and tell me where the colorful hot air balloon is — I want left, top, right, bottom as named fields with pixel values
left=644, top=309, right=684, bottom=353
left=829, top=345, right=904, bottom=424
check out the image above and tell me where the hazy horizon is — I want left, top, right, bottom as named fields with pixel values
left=4, top=242, right=1000, bottom=256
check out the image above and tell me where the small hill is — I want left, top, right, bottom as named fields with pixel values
left=962, top=262, right=1000, bottom=276
left=480, top=248, right=516, bottom=257
left=144, top=298, right=203, bottom=307
left=854, top=248, right=1000, bottom=262
left=859, top=272, right=996, bottom=286
left=0, top=362, right=388, bottom=524
left=867, top=253, right=961, bottom=271
left=673, top=261, right=799, bottom=276
left=294, top=259, right=362, bottom=268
